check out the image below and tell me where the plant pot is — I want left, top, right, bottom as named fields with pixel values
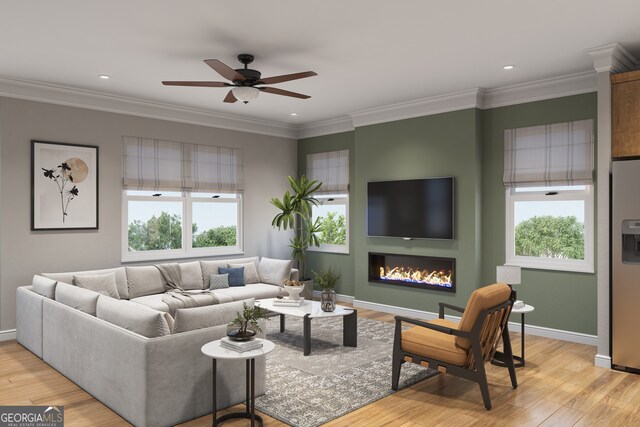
left=321, top=289, right=336, bottom=312
left=226, top=328, right=257, bottom=342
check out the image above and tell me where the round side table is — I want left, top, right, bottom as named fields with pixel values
left=492, top=303, right=535, bottom=368
left=201, top=338, right=275, bottom=427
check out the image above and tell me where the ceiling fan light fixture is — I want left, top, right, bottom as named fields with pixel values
left=232, top=86, right=259, bottom=104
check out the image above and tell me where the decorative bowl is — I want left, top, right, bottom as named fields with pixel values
left=284, top=284, right=305, bottom=300
left=226, top=329, right=257, bottom=342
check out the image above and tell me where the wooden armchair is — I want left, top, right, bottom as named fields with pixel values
left=391, top=283, right=517, bottom=410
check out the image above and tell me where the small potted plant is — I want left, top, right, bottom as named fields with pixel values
left=227, top=302, right=268, bottom=341
left=312, top=267, right=340, bottom=312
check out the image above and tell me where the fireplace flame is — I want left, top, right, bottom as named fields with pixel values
left=379, top=266, right=452, bottom=287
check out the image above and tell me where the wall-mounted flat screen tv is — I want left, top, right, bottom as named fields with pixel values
left=367, top=177, right=454, bottom=240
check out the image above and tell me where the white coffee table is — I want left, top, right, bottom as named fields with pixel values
left=256, top=298, right=357, bottom=356
left=201, top=338, right=275, bottom=427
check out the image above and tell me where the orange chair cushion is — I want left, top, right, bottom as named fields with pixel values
left=401, top=320, right=468, bottom=366
left=456, top=283, right=511, bottom=349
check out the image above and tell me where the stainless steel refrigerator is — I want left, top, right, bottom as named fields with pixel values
left=612, top=158, right=640, bottom=372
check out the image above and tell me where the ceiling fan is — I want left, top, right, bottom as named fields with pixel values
left=162, top=54, right=317, bottom=104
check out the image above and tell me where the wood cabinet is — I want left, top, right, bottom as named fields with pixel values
left=612, top=70, right=640, bottom=159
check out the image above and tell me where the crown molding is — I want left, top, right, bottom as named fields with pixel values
left=481, top=71, right=597, bottom=109
left=349, top=88, right=482, bottom=128
left=296, top=116, right=354, bottom=139
left=0, top=75, right=297, bottom=139
left=586, top=43, right=638, bottom=73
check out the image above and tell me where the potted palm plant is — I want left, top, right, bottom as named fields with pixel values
left=271, top=175, right=322, bottom=284
left=227, top=302, right=268, bottom=341
left=312, top=267, right=340, bottom=312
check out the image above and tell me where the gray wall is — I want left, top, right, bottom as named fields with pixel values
left=0, top=97, right=296, bottom=330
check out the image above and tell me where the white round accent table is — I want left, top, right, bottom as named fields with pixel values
left=511, top=304, right=535, bottom=367
left=201, top=338, right=275, bottom=427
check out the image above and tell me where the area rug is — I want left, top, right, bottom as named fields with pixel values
left=255, top=315, right=438, bottom=427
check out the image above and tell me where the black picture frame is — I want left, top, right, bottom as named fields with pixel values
left=31, top=140, right=99, bottom=230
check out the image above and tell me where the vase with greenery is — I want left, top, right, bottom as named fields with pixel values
left=227, top=302, right=267, bottom=341
left=270, top=175, right=322, bottom=280
left=312, top=267, right=340, bottom=312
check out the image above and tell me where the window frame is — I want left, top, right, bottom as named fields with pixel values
left=505, top=185, right=594, bottom=273
left=307, top=194, right=349, bottom=255
left=122, top=190, right=243, bottom=262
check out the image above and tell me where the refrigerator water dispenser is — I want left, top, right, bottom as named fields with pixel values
left=621, top=219, right=640, bottom=263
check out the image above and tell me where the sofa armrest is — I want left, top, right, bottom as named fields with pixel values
left=17, top=286, right=44, bottom=358
left=290, top=268, right=300, bottom=281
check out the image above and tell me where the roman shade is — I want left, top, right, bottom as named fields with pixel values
left=503, top=119, right=594, bottom=187
left=306, top=149, right=349, bottom=194
left=123, top=136, right=244, bottom=192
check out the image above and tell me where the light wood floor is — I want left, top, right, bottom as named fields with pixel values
left=2, top=304, right=640, bottom=426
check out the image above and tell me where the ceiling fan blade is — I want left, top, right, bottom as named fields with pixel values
left=204, top=59, right=246, bottom=82
left=162, top=81, right=228, bottom=87
left=259, top=86, right=311, bottom=99
left=223, top=90, right=238, bottom=103
left=257, top=71, right=317, bottom=85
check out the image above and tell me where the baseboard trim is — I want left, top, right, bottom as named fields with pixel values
left=352, top=299, right=598, bottom=346
left=0, top=329, right=16, bottom=342
left=595, top=354, right=612, bottom=369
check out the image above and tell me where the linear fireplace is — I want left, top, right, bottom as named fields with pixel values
left=368, top=252, right=455, bottom=293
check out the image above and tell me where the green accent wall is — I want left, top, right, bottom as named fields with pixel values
left=297, top=92, right=598, bottom=335
left=298, top=131, right=355, bottom=295
left=481, top=93, right=598, bottom=334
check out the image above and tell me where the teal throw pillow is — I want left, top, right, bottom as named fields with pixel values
left=209, top=273, right=229, bottom=290
left=218, top=267, right=244, bottom=286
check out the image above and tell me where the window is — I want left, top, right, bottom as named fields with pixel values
left=307, top=150, right=349, bottom=254
left=123, top=191, right=242, bottom=261
left=122, top=137, right=244, bottom=261
left=506, top=185, right=593, bottom=272
left=310, top=194, right=349, bottom=254
left=503, top=119, right=594, bottom=272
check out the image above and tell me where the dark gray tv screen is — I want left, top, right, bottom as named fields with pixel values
left=367, top=177, right=454, bottom=240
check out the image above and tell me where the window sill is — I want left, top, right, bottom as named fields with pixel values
left=122, top=248, right=245, bottom=263
left=506, top=256, right=594, bottom=274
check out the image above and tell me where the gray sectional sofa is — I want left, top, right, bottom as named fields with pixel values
left=16, top=256, right=299, bottom=427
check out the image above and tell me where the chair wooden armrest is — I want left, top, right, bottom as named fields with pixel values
left=394, top=315, right=470, bottom=338
left=438, top=302, right=465, bottom=318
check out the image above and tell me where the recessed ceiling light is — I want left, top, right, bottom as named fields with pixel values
left=290, top=112, right=298, bottom=116
left=503, top=65, right=515, bottom=70
left=98, top=74, right=110, bottom=79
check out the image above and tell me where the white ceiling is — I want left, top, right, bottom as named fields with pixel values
left=1, top=0, right=639, bottom=129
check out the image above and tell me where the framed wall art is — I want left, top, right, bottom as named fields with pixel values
left=31, top=140, right=99, bottom=230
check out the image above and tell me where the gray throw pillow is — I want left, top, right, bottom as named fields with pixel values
left=218, top=267, right=244, bottom=286
left=209, top=273, right=229, bottom=290
left=73, top=272, right=120, bottom=299
left=173, top=298, right=255, bottom=334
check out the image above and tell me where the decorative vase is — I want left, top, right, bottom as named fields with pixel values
left=276, top=285, right=286, bottom=299
left=226, top=325, right=257, bottom=341
left=321, top=289, right=336, bottom=312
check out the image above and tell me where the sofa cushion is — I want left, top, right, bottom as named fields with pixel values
left=96, top=295, right=171, bottom=338
left=179, top=261, right=203, bottom=290
left=228, top=262, right=260, bottom=284
left=173, top=298, right=255, bottom=334
left=200, top=257, right=259, bottom=289
left=218, top=267, right=244, bottom=287
left=43, top=267, right=129, bottom=300
left=73, top=273, right=120, bottom=299
left=209, top=273, right=229, bottom=290
left=210, top=283, right=279, bottom=302
left=32, top=275, right=57, bottom=299
left=258, top=258, right=292, bottom=286
left=55, top=282, right=100, bottom=316
left=130, top=291, right=234, bottom=312
left=125, top=266, right=165, bottom=298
